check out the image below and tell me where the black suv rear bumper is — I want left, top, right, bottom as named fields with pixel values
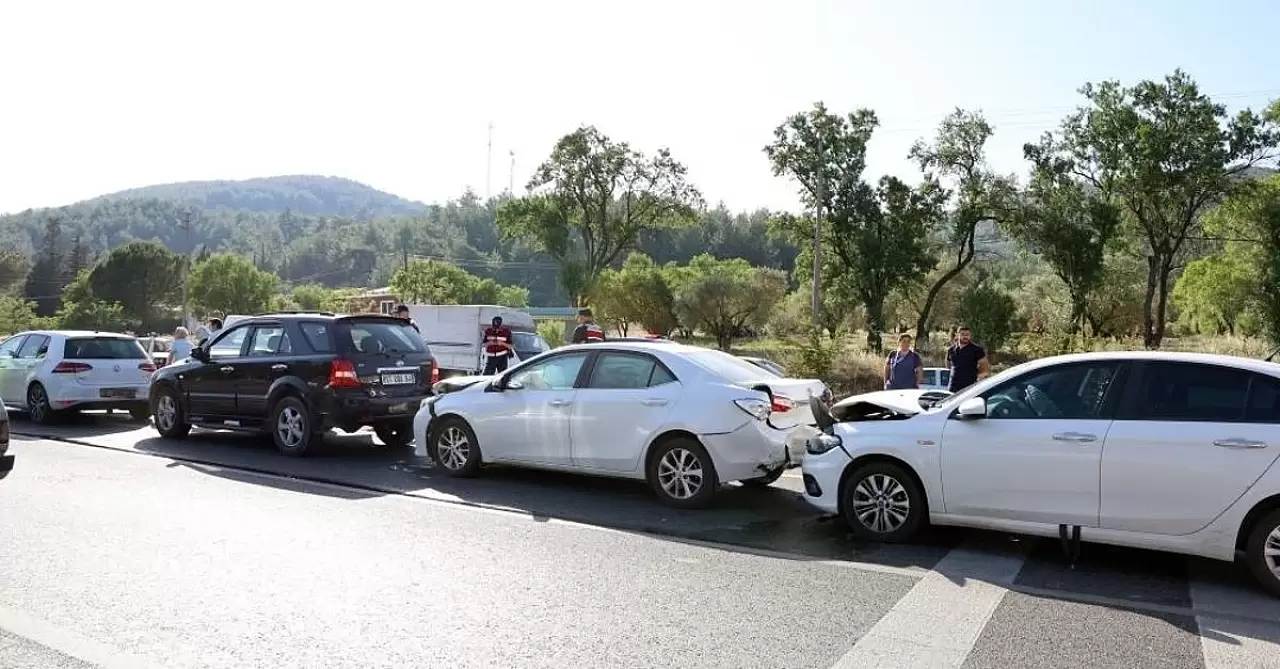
left=321, top=392, right=429, bottom=430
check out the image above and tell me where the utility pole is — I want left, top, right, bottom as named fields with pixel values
left=485, top=121, right=494, bottom=200
left=178, top=209, right=193, bottom=328
left=508, top=150, right=515, bottom=194
left=811, top=133, right=826, bottom=327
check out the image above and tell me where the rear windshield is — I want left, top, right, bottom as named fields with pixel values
left=512, top=331, right=550, bottom=355
left=64, top=337, right=147, bottom=360
left=685, top=350, right=773, bottom=383
left=343, top=319, right=428, bottom=355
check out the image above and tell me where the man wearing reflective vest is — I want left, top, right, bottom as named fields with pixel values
left=482, top=316, right=514, bottom=375
left=570, top=307, right=606, bottom=343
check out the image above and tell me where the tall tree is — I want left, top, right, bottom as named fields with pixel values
left=189, top=253, right=281, bottom=316
left=1205, top=173, right=1280, bottom=346
left=496, top=126, right=703, bottom=305
left=0, top=249, right=30, bottom=295
left=908, top=109, right=1017, bottom=349
left=1030, top=70, right=1279, bottom=348
left=1010, top=155, right=1122, bottom=334
left=64, top=232, right=91, bottom=285
left=23, top=216, right=66, bottom=316
left=673, top=255, right=788, bottom=350
left=87, top=241, right=183, bottom=331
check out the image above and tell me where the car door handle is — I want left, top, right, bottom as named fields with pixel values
left=1213, top=438, right=1267, bottom=449
left=271, top=364, right=288, bottom=372
left=1052, top=432, right=1097, bottom=443
left=548, top=399, right=572, bottom=407
left=220, top=366, right=235, bottom=374
left=641, top=398, right=668, bottom=406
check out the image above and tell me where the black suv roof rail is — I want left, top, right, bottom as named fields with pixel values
left=253, top=311, right=337, bottom=317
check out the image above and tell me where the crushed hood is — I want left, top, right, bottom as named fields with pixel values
left=829, top=388, right=952, bottom=422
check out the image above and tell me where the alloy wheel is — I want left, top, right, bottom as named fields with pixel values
left=28, top=385, right=47, bottom=423
left=851, top=473, right=911, bottom=534
left=1266, top=525, right=1280, bottom=580
left=276, top=405, right=305, bottom=449
left=657, top=447, right=704, bottom=500
left=436, top=426, right=470, bottom=470
left=155, top=395, right=177, bottom=432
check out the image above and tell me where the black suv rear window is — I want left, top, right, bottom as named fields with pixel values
left=343, top=320, right=427, bottom=355
left=297, top=322, right=335, bottom=353
left=65, top=337, right=147, bottom=359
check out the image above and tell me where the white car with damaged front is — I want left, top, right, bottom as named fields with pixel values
left=801, top=350, right=1280, bottom=597
left=413, top=341, right=830, bottom=507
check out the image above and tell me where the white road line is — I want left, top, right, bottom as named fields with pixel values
left=830, top=538, right=1029, bottom=669
left=0, top=602, right=168, bottom=669
left=1191, top=575, right=1280, bottom=668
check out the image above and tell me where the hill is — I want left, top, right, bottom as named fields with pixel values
left=94, top=175, right=429, bottom=218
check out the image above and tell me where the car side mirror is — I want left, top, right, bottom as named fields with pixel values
left=503, top=379, right=524, bottom=391
left=956, top=397, right=987, bottom=419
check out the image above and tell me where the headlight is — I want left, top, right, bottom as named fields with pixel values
left=807, top=433, right=843, bottom=455
left=733, top=398, right=770, bottom=420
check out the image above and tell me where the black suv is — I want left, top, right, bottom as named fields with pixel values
left=149, top=313, right=437, bottom=455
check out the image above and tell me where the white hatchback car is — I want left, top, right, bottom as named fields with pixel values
left=801, top=351, right=1280, bottom=596
left=414, top=341, right=830, bottom=507
left=0, top=331, right=156, bottom=424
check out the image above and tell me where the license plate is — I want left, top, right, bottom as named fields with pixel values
left=380, top=372, right=416, bottom=386
left=100, top=388, right=136, bottom=399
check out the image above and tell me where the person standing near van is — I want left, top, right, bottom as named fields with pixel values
left=947, top=326, right=989, bottom=392
left=570, top=308, right=606, bottom=343
left=482, top=316, right=514, bottom=375
left=884, top=333, right=924, bottom=390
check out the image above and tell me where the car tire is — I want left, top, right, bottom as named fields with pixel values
left=26, top=383, right=58, bottom=425
left=741, top=468, right=785, bottom=487
left=840, top=461, right=925, bottom=543
left=430, top=416, right=481, bottom=477
left=646, top=437, right=719, bottom=509
left=1245, top=508, right=1280, bottom=598
left=375, top=421, right=414, bottom=448
left=269, top=396, right=322, bottom=457
left=151, top=386, right=191, bottom=439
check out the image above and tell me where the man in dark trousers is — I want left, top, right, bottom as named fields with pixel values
left=482, top=316, right=514, bottom=375
left=946, top=326, right=990, bottom=392
left=570, top=308, right=606, bottom=343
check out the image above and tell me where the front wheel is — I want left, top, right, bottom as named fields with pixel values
left=152, top=387, right=191, bottom=438
left=840, top=462, right=925, bottom=543
left=375, top=421, right=414, bottom=448
left=430, top=417, right=481, bottom=477
left=1246, top=508, right=1280, bottom=598
left=646, top=437, right=718, bottom=509
left=270, top=396, right=323, bottom=457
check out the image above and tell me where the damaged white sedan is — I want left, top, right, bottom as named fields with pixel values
left=415, top=340, right=830, bottom=508
left=801, top=351, right=1280, bottom=597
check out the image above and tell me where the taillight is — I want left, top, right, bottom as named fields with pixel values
left=52, top=361, right=92, bottom=374
left=771, top=394, right=795, bottom=413
left=139, top=362, right=157, bottom=373
left=328, top=359, right=362, bottom=389
left=430, top=359, right=439, bottom=385
left=734, top=398, right=771, bottom=420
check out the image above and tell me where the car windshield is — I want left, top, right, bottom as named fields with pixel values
left=512, top=331, right=549, bottom=354
left=64, top=337, right=148, bottom=359
left=685, top=350, right=774, bottom=383
left=344, top=319, right=428, bottom=355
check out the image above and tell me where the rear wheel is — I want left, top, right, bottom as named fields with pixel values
left=26, top=383, right=58, bottom=425
left=1246, top=508, right=1280, bottom=598
left=646, top=437, right=718, bottom=509
left=375, top=421, right=413, bottom=448
left=152, top=387, right=191, bottom=438
left=840, top=462, right=924, bottom=543
left=270, top=396, right=323, bottom=457
left=430, top=417, right=481, bottom=477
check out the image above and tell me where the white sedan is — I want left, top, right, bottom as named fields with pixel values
left=0, top=330, right=156, bottom=424
left=414, top=341, right=829, bottom=507
left=801, top=350, right=1280, bottom=596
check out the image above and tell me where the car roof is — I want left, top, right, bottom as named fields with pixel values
left=555, top=340, right=720, bottom=356
left=1016, top=350, right=1280, bottom=376
left=10, top=330, right=135, bottom=339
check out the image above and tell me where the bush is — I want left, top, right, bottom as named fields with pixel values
left=537, top=320, right=568, bottom=347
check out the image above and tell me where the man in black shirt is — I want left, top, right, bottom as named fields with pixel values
left=946, top=326, right=989, bottom=392
left=570, top=308, right=606, bottom=344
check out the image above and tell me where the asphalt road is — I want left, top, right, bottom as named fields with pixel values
left=2, top=412, right=1280, bottom=668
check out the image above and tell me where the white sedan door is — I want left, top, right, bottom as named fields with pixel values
left=0, top=336, right=27, bottom=403
left=569, top=351, right=681, bottom=472
left=940, top=360, right=1123, bottom=527
left=1100, top=362, right=1280, bottom=535
left=468, top=352, right=589, bottom=466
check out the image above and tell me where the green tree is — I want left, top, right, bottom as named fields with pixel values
left=86, top=240, right=183, bottom=331
left=1171, top=253, right=1257, bottom=335
left=1205, top=173, right=1280, bottom=346
left=673, top=255, right=788, bottom=350
left=390, top=260, right=527, bottom=307
left=54, top=269, right=139, bottom=332
left=289, top=284, right=332, bottom=311
left=496, top=126, right=703, bottom=305
left=1010, top=158, right=1122, bottom=334
left=23, top=216, right=66, bottom=316
left=956, top=280, right=1019, bottom=352
left=592, top=253, right=679, bottom=337
left=1030, top=70, right=1279, bottom=348
left=0, top=296, right=46, bottom=334
left=908, top=109, right=1017, bottom=350
left=189, top=253, right=280, bottom=316
left=0, top=249, right=29, bottom=295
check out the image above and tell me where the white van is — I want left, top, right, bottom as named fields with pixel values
left=407, top=305, right=549, bottom=377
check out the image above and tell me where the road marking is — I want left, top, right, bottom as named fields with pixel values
left=0, top=602, right=167, bottom=669
left=830, top=538, right=1029, bottom=669
left=1191, top=573, right=1280, bottom=668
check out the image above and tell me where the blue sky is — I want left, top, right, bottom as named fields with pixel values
left=1, top=0, right=1276, bottom=215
